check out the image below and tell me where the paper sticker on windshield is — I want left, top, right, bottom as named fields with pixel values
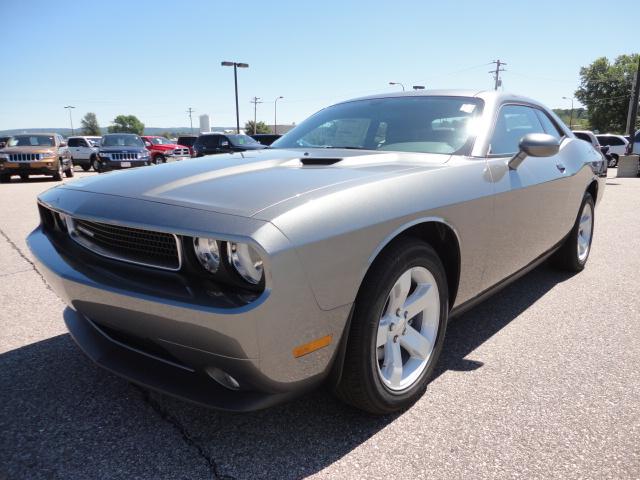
left=460, top=104, right=476, bottom=113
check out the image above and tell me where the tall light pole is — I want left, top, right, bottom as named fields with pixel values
left=221, top=61, right=249, bottom=134
left=389, top=82, right=405, bottom=91
left=274, top=96, right=283, bottom=135
left=64, top=105, right=76, bottom=135
left=187, top=107, right=194, bottom=133
left=562, top=96, right=575, bottom=129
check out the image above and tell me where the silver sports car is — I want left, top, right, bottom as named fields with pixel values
left=28, top=90, right=605, bottom=414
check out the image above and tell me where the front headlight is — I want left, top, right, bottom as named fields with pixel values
left=0, top=153, right=8, bottom=161
left=193, top=237, right=220, bottom=273
left=40, top=151, right=56, bottom=158
left=99, top=152, right=111, bottom=159
left=227, top=242, right=264, bottom=284
left=138, top=151, right=150, bottom=159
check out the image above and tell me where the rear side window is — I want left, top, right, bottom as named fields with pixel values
left=199, top=135, right=219, bottom=147
left=489, top=104, right=545, bottom=155
left=535, top=110, right=564, bottom=140
left=68, top=138, right=79, bottom=147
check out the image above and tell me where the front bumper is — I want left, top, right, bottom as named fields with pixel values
left=27, top=192, right=351, bottom=410
left=1, top=160, right=58, bottom=175
left=99, top=158, right=149, bottom=170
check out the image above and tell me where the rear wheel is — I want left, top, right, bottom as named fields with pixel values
left=154, top=154, right=165, bottom=164
left=65, top=160, right=74, bottom=178
left=609, top=155, right=618, bottom=168
left=81, top=163, right=91, bottom=172
left=552, top=192, right=594, bottom=272
left=335, top=238, right=448, bottom=414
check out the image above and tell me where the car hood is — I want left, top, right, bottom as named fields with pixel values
left=99, top=146, right=146, bottom=153
left=60, top=148, right=451, bottom=218
left=2, top=146, right=57, bottom=154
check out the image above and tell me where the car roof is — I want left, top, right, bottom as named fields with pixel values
left=337, top=89, right=547, bottom=108
left=12, top=132, right=58, bottom=136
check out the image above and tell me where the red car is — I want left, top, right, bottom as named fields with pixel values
left=141, top=136, right=191, bottom=164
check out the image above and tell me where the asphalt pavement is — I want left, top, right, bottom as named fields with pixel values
left=1, top=169, right=639, bottom=479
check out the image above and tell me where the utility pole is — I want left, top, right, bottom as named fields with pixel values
left=625, top=55, right=640, bottom=153
left=64, top=105, right=75, bottom=135
left=490, top=60, right=506, bottom=90
left=187, top=107, right=194, bottom=134
left=250, top=96, right=263, bottom=134
left=274, top=96, right=283, bottom=135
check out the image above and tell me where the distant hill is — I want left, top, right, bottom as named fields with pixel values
left=0, top=127, right=238, bottom=137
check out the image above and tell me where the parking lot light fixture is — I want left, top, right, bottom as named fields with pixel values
left=274, top=96, right=284, bottom=135
left=64, top=105, right=76, bottom=135
left=562, top=96, right=575, bottom=129
left=221, top=61, right=250, bottom=133
left=389, top=82, right=405, bottom=91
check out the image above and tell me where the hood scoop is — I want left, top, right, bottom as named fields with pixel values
left=299, top=157, right=343, bottom=166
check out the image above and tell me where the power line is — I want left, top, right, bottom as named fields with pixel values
left=249, top=97, right=263, bottom=134
left=490, top=59, right=506, bottom=90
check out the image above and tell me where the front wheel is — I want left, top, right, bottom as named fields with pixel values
left=335, top=238, right=448, bottom=414
left=552, top=192, right=595, bottom=272
left=609, top=155, right=618, bottom=168
left=52, top=162, right=64, bottom=181
left=65, top=160, right=74, bottom=178
left=92, top=157, right=102, bottom=173
left=81, top=164, right=91, bottom=172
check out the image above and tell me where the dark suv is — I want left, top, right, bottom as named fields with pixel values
left=176, top=135, right=198, bottom=156
left=192, top=133, right=266, bottom=157
left=95, top=134, right=151, bottom=172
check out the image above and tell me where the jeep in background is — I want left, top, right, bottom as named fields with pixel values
left=141, top=136, right=190, bottom=164
left=176, top=135, right=198, bottom=156
left=192, top=132, right=266, bottom=157
left=67, top=136, right=101, bottom=171
left=0, top=133, right=73, bottom=182
left=95, top=133, right=151, bottom=172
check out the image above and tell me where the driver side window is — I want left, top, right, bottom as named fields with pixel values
left=489, top=105, right=545, bottom=156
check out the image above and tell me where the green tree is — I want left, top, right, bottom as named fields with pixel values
left=108, top=115, right=145, bottom=135
left=244, top=120, right=271, bottom=135
left=575, top=54, right=639, bottom=133
left=552, top=108, right=589, bottom=130
left=80, top=112, right=101, bottom=135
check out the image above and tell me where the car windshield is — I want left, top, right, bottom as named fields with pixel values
left=149, top=137, right=173, bottom=145
left=227, top=134, right=260, bottom=146
left=101, top=135, right=144, bottom=147
left=8, top=135, right=55, bottom=147
left=272, top=96, right=483, bottom=155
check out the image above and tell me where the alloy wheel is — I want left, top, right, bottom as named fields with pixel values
left=577, top=202, right=593, bottom=262
left=376, top=266, right=440, bottom=391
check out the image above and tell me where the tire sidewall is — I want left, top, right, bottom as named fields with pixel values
left=574, top=194, right=595, bottom=269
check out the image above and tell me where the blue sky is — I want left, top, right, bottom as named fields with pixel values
left=1, top=0, right=637, bottom=130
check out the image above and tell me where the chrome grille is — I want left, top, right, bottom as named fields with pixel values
left=111, top=152, right=139, bottom=161
left=68, top=217, right=181, bottom=271
left=8, top=153, right=43, bottom=162
left=172, top=148, right=189, bottom=156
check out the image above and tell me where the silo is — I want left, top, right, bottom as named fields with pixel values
left=199, top=114, right=211, bottom=133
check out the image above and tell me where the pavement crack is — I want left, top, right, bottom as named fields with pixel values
left=0, top=227, right=54, bottom=292
left=136, top=387, right=234, bottom=480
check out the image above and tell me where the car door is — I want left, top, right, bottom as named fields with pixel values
left=67, top=138, right=80, bottom=158
left=76, top=138, right=90, bottom=160
left=482, top=103, right=570, bottom=290
left=218, top=136, right=233, bottom=153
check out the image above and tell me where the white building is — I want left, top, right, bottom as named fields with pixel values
left=199, top=114, right=211, bottom=133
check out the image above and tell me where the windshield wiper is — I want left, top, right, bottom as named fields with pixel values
left=320, top=146, right=367, bottom=150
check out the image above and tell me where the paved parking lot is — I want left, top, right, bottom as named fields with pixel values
left=1, top=170, right=639, bottom=479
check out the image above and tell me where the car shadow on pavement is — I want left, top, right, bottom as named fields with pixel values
left=0, top=264, right=572, bottom=480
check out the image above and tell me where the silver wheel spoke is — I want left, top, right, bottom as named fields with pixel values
left=388, top=270, right=411, bottom=313
left=377, top=314, right=393, bottom=347
left=382, top=339, right=403, bottom=387
left=400, top=325, right=432, bottom=359
left=403, top=283, right=435, bottom=320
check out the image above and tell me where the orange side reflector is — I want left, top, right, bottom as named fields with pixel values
left=292, top=335, right=332, bottom=358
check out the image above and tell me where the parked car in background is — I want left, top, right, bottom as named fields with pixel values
left=67, top=136, right=101, bottom=171
left=0, top=136, right=11, bottom=149
left=251, top=134, right=282, bottom=146
left=0, top=133, right=73, bottom=182
left=192, top=133, right=266, bottom=157
left=94, top=133, right=151, bottom=172
left=573, top=130, right=612, bottom=170
left=30, top=90, right=604, bottom=414
left=633, top=131, right=640, bottom=154
left=596, top=134, right=629, bottom=167
left=141, top=136, right=191, bottom=164
left=176, top=135, right=198, bottom=156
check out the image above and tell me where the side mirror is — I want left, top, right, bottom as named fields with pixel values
left=509, top=133, right=560, bottom=170
left=144, top=141, right=152, bottom=148
left=59, top=142, right=67, bottom=147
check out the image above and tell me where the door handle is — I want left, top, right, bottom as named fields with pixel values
left=556, top=163, right=566, bottom=173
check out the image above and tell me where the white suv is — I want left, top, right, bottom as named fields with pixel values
left=595, top=134, right=629, bottom=167
left=67, top=136, right=101, bottom=171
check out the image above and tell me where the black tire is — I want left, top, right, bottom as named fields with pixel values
left=52, top=161, right=63, bottom=181
left=609, top=155, right=618, bottom=168
left=154, top=154, right=165, bottom=164
left=0, top=174, right=9, bottom=183
left=20, top=174, right=29, bottom=181
left=552, top=192, right=595, bottom=272
left=92, top=157, right=102, bottom=173
left=335, top=237, right=448, bottom=414
left=81, top=164, right=91, bottom=172
left=65, top=161, right=74, bottom=178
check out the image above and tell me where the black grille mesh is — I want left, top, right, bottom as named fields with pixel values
left=74, top=219, right=180, bottom=270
